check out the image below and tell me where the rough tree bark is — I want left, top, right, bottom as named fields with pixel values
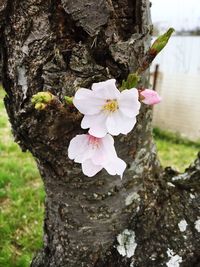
left=0, top=0, right=200, bottom=266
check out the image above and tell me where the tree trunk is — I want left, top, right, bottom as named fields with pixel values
left=0, top=0, right=200, bottom=266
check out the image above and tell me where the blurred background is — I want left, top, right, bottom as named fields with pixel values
left=150, top=0, right=200, bottom=141
left=0, top=1, right=200, bottom=266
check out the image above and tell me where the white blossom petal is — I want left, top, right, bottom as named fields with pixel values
left=68, top=134, right=88, bottom=162
left=104, top=157, right=126, bottom=178
left=76, top=144, right=95, bottom=163
left=68, top=134, right=96, bottom=163
left=91, top=145, right=108, bottom=166
left=82, top=159, right=102, bottom=177
left=68, top=133, right=126, bottom=178
left=81, top=112, right=108, bottom=138
left=73, top=88, right=104, bottom=115
left=101, top=133, right=115, bottom=147
left=92, top=134, right=116, bottom=165
left=92, top=79, right=120, bottom=99
left=119, top=89, right=141, bottom=118
left=75, top=80, right=141, bottom=137
left=106, top=110, right=137, bottom=135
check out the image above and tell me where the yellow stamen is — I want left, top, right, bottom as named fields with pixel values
left=103, top=99, right=119, bottom=113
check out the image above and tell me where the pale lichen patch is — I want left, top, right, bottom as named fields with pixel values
left=21, top=44, right=29, bottom=55
left=178, top=219, right=188, bottom=232
left=125, top=192, right=140, bottom=206
left=190, top=193, right=195, bottom=199
left=166, top=248, right=182, bottom=267
left=172, top=173, right=188, bottom=181
left=136, top=206, right=140, bottom=212
left=116, top=229, right=137, bottom=258
left=167, top=182, right=175, bottom=187
left=194, top=219, right=200, bottom=232
left=129, top=148, right=150, bottom=175
left=150, top=253, right=156, bottom=261
left=17, top=66, right=28, bottom=100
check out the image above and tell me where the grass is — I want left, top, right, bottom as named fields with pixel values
left=0, top=89, right=45, bottom=267
left=153, top=127, right=200, bottom=172
left=0, top=88, right=199, bottom=266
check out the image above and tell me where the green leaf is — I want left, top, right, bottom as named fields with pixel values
left=121, top=73, right=140, bottom=90
left=64, top=96, right=73, bottom=105
left=150, top=28, right=175, bottom=55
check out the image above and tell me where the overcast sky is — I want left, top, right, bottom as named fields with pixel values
left=151, top=0, right=200, bottom=30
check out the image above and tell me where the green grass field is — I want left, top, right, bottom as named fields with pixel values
left=0, top=89, right=199, bottom=266
left=0, top=90, right=45, bottom=266
left=153, top=127, right=200, bottom=171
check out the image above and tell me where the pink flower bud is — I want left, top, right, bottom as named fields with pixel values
left=140, top=89, right=161, bottom=105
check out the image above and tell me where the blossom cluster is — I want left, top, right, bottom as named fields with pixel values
left=68, top=79, right=161, bottom=178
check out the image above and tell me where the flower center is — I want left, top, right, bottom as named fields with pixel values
left=88, top=135, right=101, bottom=149
left=103, top=99, right=119, bottom=113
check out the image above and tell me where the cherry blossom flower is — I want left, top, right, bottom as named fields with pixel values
left=68, top=133, right=126, bottom=178
left=140, top=89, right=161, bottom=105
left=73, top=79, right=141, bottom=138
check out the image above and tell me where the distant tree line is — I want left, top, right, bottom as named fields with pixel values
left=176, top=27, right=200, bottom=36
left=153, top=25, right=200, bottom=36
